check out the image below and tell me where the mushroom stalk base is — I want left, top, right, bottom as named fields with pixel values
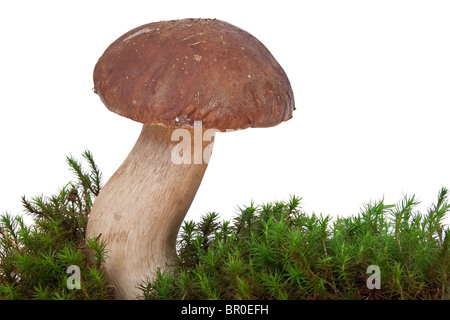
left=86, top=124, right=211, bottom=299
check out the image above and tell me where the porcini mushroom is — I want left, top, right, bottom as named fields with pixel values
left=87, top=18, right=295, bottom=299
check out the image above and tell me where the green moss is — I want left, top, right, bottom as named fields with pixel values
left=1, top=151, right=449, bottom=300
left=142, top=194, right=450, bottom=300
left=0, top=151, right=111, bottom=300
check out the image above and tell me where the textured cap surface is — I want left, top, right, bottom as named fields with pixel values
left=93, top=18, right=295, bottom=131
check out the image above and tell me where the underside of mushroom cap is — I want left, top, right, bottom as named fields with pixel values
left=93, top=18, right=295, bottom=131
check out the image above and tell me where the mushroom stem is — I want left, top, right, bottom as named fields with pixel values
left=86, top=123, right=212, bottom=299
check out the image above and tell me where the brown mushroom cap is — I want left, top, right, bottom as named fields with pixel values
left=93, top=18, right=295, bottom=131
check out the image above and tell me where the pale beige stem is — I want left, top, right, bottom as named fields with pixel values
left=86, top=124, right=212, bottom=299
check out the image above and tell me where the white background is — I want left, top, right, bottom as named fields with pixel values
left=1, top=0, right=449, bottom=226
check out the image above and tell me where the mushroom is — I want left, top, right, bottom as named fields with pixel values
left=87, top=18, right=295, bottom=299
